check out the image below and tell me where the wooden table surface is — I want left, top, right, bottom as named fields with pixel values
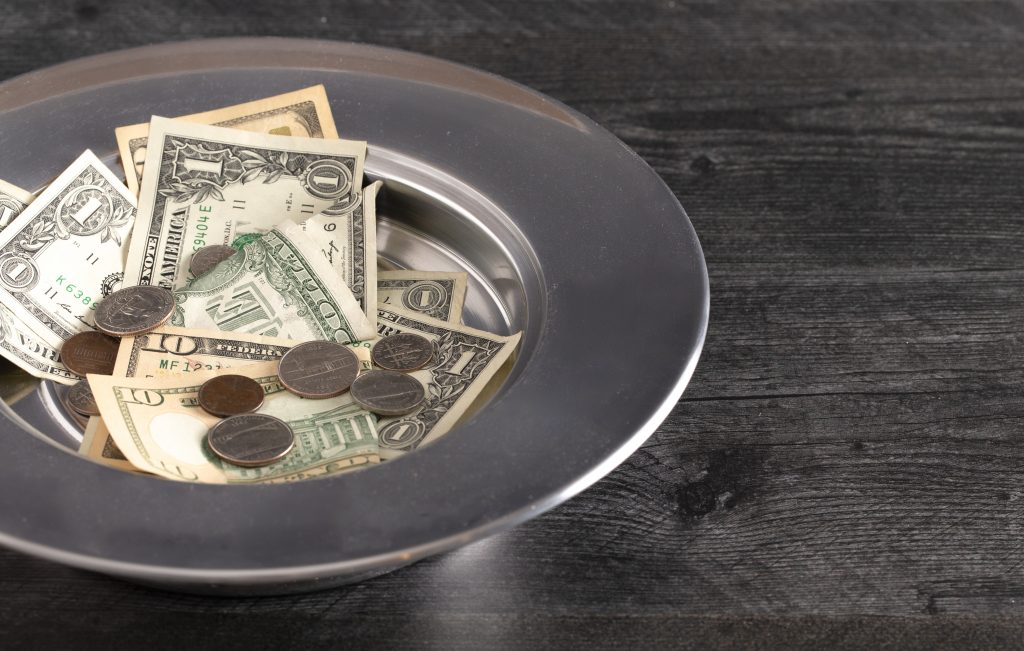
left=3, top=1, right=1024, bottom=648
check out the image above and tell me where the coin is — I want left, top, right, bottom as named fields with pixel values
left=350, top=370, right=426, bottom=416
left=278, top=341, right=360, bottom=399
left=60, top=330, right=120, bottom=376
left=94, top=285, right=175, bottom=336
left=65, top=380, right=100, bottom=416
left=206, top=414, right=295, bottom=467
left=198, top=374, right=265, bottom=417
left=189, top=245, right=237, bottom=278
left=371, top=333, right=433, bottom=371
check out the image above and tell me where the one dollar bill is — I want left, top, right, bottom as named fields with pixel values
left=378, top=269, right=468, bottom=324
left=124, top=116, right=365, bottom=290
left=0, top=303, right=74, bottom=383
left=0, top=180, right=77, bottom=383
left=0, top=179, right=34, bottom=231
left=301, top=180, right=380, bottom=326
left=88, top=360, right=380, bottom=483
left=171, top=220, right=375, bottom=342
left=0, top=151, right=136, bottom=384
left=375, top=307, right=520, bottom=459
left=115, top=85, right=339, bottom=196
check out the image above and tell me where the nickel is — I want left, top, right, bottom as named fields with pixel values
left=278, top=341, right=360, bottom=399
left=60, top=331, right=120, bottom=376
left=66, top=380, right=100, bottom=416
left=94, top=285, right=175, bottom=336
left=350, top=370, right=426, bottom=416
left=371, top=333, right=433, bottom=371
left=189, top=245, right=238, bottom=278
left=198, top=374, right=265, bottom=417
left=206, top=413, right=295, bottom=467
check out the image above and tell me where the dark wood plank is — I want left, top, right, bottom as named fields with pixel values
left=1, top=0, right=1024, bottom=647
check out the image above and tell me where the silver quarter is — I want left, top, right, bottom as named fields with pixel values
left=371, top=333, right=433, bottom=371
left=189, top=245, right=237, bottom=278
left=278, top=341, right=360, bottom=399
left=94, top=285, right=175, bottom=336
left=350, top=370, right=425, bottom=416
left=206, top=414, right=295, bottom=467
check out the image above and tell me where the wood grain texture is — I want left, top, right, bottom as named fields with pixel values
left=2, top=0, right=1024, bottom=647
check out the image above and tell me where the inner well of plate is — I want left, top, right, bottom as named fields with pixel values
left=3, top=147, right=542, bottom=453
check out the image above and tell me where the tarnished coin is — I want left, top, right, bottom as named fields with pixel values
left=206, top=414, right=295, bottom=467
left=198, top=374, right=265, bottom=417
left=94, top=285, right=175, bottom=336
left=189, top=245, right=237, bottom=278
left=60, top=330, right=120, bottom=376
left=371, top=333, right=433, bottom=372
left=350, top=370, right=426, bottom=416
left=66, top=380, right=100, bottom=416
left=278, top=341, right=360, bottom=399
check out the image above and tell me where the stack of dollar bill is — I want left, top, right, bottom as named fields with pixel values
left=0, top=86, right=520, bottom=483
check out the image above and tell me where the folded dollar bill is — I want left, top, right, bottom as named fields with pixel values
left=301, top=180, right=380, bottom=326
left=0, top=179, right=78, bottom=383
left=0, top=305, right=73, bottom=384
left=115, top=85, right=340, bottom=196
left=124, top=116, right=366, bottom=290
left=374, top=307, right=520, bottom=459
left=80, top=324, right=373, bottom=470
left=88, top=360, right=380, bottom=483
left=0, top=152, right=136, bottom=385
left=171, top=220, right=375, bottom=342
left=378, top=269, right=468, bottom=324
left=0, top=179, right=34, bottom=231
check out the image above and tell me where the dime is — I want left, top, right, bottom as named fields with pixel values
left=371, top=333, right=433, bottom=371
left=189, top=245, right=238, bottom=278
left=94, top=285, right=175, bottom=336
left=66, top=380, right=100, bottom=416
left=278, top=341, right=360, bottom=399
left=60, top=330, right=120, bottom=376
left=198, top=374, right=265, bottom=417
left=350, top=370, right=425, bottom=416
left=206, top=413, right=295, bottom=467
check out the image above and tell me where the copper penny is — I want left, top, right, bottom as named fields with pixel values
left=350, top=370, right=425, bottom=416
left=371, top=333, right=433, bottom=371
left=60, top=330, right=120, bottom=376
left=206, top=414, right=295, bottom=467
left=94, top=285, right=175, bottom=336
left=189, top=245, right=238, bottom=278
left=66, top=380, right=100, bottom=416
left=198, top=374, right=265, bottom=417
left=278, top=341, right=360, bottom=399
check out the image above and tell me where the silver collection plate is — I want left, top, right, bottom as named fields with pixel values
left=0, top=38, right=708, bottom=595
